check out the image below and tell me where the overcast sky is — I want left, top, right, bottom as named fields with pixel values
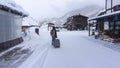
left=14, top=0, right=117, bottom=21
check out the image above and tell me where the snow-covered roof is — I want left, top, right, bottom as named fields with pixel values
left=95, top=9, right=106, bottom=16
left=22, top=17, right=39, bottom=26
left=0, top=0, right=28, bottom=17
left=89, top=10, right=120, bottom=21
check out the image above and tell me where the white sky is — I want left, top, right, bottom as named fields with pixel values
left=14, top=0, right=106, bottom=20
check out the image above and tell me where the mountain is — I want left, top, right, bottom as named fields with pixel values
left=60, top=5, right=104, bottom=25
left=52, top=18, right=63, bottom=27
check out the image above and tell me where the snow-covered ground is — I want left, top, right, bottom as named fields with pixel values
left=18, top=25, right=51, bottom=68
left=0, top=25, right=51, bottom=68
left=42, top=31, right=120, bottom=68
left=0, top=25, right=120, bottom=68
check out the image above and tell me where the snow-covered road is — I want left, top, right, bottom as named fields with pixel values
left=17, top=26, right=120, bottom=68
left=42, top=31, right=120, bottom=68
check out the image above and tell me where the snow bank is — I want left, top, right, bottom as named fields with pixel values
left=18, top=25, right=51, bottom=68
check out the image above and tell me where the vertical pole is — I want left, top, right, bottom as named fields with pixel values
left=105, top=0, right=107, bottom=13
left=109, top=21, right=110, bottom=30
left=88, top=23, right=90, bottom=36
left=111, top=0, right=113, bottom=12
left=113, top=21, right=116, bottom=38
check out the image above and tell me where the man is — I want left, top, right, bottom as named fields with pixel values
left=50, top=26, right=57, bottom=46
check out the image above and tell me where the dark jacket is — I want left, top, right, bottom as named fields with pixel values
left=50, top=29, right=57, bottom=38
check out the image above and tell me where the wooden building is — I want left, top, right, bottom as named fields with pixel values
left=63, top=15, right=88, bottom=30
left=0, top=1, right=28, bottom=51
left=89, top=2, right=120, bottom=42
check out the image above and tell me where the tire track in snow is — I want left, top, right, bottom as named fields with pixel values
left=18, top=42, right=51, bottom=68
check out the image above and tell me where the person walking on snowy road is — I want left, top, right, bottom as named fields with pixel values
left=50, top=26, right=57, bottom=46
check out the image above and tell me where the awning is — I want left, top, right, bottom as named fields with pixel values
left=89, top=11, right=120, bottom=21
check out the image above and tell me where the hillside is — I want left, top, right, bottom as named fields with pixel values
left=60, top=5, right=104, bottom=25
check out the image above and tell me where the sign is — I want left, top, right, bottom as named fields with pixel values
left=104, top=21, right=109, bottom=30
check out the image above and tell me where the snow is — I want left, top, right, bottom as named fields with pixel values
left=0, top=25, right=50, bottom=68
left=22, top=17, right=39, bottom=26
left=1, top=25, right=120, bottom=68
left=42, top=31, right=120, bottom=68
left=0, top=0, right=28, bottom=15
left=18, top=25, right=51, bottom=68
left=60, top=5, right=103, bottom=25
left=18, top=25, right=120, bottom=68
left=21, top=25, right=51, bottom=51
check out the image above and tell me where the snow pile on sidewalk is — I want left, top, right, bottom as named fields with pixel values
left=18, top=25, right=51, bottom=68
left=0, top=25, right=51, bottom=68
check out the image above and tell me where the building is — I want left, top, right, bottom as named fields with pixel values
left=89, top=0, right=120, bottom=42
left=63, top=15, right=88, bottom=30
left=0, top=0, right=28, bottom=51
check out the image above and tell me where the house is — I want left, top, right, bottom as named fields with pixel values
left=63, top=14, right=88, bottom=30
left=0, top=0, right=28, bottom=51
left=89, top=0, right=120, bottom=42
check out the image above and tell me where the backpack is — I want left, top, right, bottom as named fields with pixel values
left=50, top=30, right=56, bottom=37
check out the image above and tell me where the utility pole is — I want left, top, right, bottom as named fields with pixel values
left=105, top=0, right=107, bottom=14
